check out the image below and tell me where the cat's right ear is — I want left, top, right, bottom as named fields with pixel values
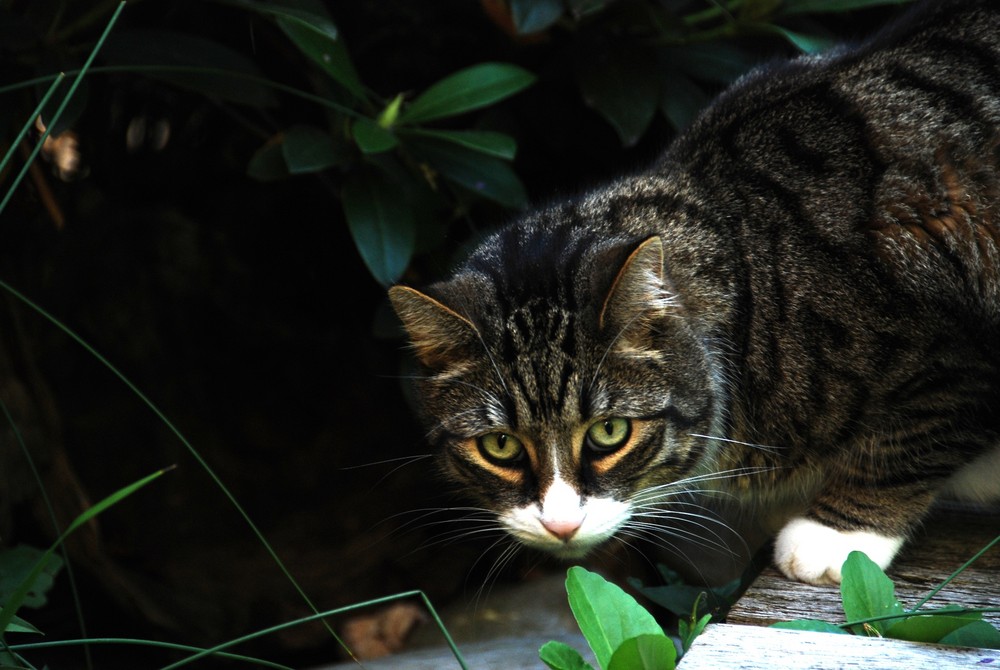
left=599, top=236, right=677, bottom=351
left=388, top=286, right=481, bottom=370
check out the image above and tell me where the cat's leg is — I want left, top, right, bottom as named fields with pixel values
left=772, top=482, right=936, bottom=586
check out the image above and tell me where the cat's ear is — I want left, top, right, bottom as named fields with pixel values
left=599, top=236, right=677, bottom=351
left=388, top=286, right=481, bottom=369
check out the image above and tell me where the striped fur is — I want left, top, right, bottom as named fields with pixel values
left=390, top=0, right=1000, bottom=584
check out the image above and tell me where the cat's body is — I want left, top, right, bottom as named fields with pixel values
left=390, top=0, right=1000, bottom=585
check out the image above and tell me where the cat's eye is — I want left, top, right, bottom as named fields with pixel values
left=585, top=418, right=631, bottom=454
left=477, top=432, right=525, bottom=464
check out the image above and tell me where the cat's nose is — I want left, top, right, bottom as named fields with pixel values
left=541, top=517, right=583, bottom=541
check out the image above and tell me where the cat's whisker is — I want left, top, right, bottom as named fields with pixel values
left=688, top=433, right=785, bottom=454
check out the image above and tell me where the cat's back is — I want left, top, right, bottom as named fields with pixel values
left=661, top=0, right=1000, bottom=325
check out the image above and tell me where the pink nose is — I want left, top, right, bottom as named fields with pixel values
left=541, top=518, right=583, bottom=541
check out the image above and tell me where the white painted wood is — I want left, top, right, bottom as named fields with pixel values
left=679, top=623, right=999, bottom=669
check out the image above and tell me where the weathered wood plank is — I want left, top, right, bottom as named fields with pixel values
left=679, top=623, right=999, bottom=669
left=728, top=504, right=1000, bottom=627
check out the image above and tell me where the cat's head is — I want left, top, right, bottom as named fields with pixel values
left=390, top=224, right=725, bottom=559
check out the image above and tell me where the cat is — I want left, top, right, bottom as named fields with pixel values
left=389, top=0, right=1000, bottom=586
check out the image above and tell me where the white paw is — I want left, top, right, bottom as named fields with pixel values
left=773, top=517, right=905, bottom=585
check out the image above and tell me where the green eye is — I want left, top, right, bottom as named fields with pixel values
left=586, top=418, right=631, bottom=453
left=477, top=432, right=525, bottom=464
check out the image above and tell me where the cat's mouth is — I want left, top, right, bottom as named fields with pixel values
left=501, top=497, right=631, bottom=558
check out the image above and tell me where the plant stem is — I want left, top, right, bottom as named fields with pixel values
left=911, top=533, right=1000, bottom=612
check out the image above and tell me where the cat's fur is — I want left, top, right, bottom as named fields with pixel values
left=389, top=0, right=1000, bottom=585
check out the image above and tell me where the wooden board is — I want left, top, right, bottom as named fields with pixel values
left=679, top=623, right=1000, bottom=669
left=728, top=503, right=1000, bottom=627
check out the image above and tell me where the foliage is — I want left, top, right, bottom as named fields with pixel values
left=630, top=563, right=744, bottom=621
left=773, top=549, right=1000, bottom=649
left=540, top=566, right=679, bottom=670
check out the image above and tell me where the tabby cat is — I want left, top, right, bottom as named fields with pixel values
left=389, top=0, right=1000, bottom=585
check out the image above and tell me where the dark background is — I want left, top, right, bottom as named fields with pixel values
left=0, top=1, right=907, bottom=666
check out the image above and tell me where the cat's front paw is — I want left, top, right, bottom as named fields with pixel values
left=773, top=517, right=904, bottom=585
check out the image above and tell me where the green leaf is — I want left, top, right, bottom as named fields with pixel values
left=681, top=613, right=713, bottom=652
left=840, top=551, right=905, bottom=636
left=771, top=619, right=850, bottom=634
left=565, top=567, right=664, bottom=670
left=764, top=24, right=836, bottom=53
left=607, top=634, right=677, bottom=670
left=282, top=125, right=346, bottom=173
left=100, top=30, right=277, bottom=107
left=779, top=0, right=913, bottom=16
left=577, top=44, right=660, bottom=147
left=660, top=73, right=711, bottom=131
left=247, top=139, right=290, bottom=181
left=276, top=15, right=366, bottom=100
left=0, top=546, right=63, bottom=610
left=510, top=0, right=565, bottom=34
left=886, top=613, right=982, bottom=644
left=341, top=172, right=416, bottom=285
left=351, top=118, right=398, bottom=154
left=662, top=42, right=756, bottom=84
left=939, top=620, right=1000, bottom=649
left=0, top=468, right=171, bottom=636
left=402, top=128, right=517, bottom=159
left=632, top=569, right=741, bottom=619
left=539, top=641, right=596, bottom=670
left=408, top=137, right=528, bottom=208
left=378, top=93, right=405, bottom=128
left=3, top=614, right=42, bottom=635
left=399, top=63, right=536, bottom=125
left=219, top=0, right=339, bottom=39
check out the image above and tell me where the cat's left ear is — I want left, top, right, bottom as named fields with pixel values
left=599, top=236, right=677, bottom=351
left=388, top=286, right=481, bottom=370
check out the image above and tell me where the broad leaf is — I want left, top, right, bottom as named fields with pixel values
left=565, top=567, right=664, bottom=670
left=764, top=24, right=836, bottom=54
left=341, top=172, right=416, bottom=285
left=218, top=0, right=338, bottom=39
left=660, top=72, right=711, bottom=131
left=276, top=15, right=365, bottom=100
left=0, top=546, right=63, bottom=610
left=662, top=42, right=756, bottom=84
left=401, top=128, right=517, bottom=159
left=771, top=619, right=849, bottom=634
left=840, top=551, right=904, bottom=636
left=780, top=0, right=913, bottom=15
left=938, top=621, right=1000, bottom=649
left=247, top=139, right=290, bottom=181
left=576, top=44, right=659, bottom=147
left=282, top=125, right=346, bottom=173
left=408, top=138, right=527, bottom=208
left=2, top=614, right=42, bottom=635
left=539, top=641, right=595, bottom=670
left=351, top=118, right=398, bottom=154
left=886, top=613, right=982, bottom=644
left=607, top=633, right=677, bottom=670
left=511, top=0, right=564, bottom=34
left=101, top=30, right=277, bottom=107
left=399, top=63, right=536, bottom=125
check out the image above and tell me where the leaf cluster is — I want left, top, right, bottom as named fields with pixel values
left=774, top=550, right=1000, bottom=649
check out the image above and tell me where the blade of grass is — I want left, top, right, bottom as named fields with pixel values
left=0, top=2, right=125, bottom=217
left=0, top=467, right=172, bottom=636
left=910, top=534, right=1000, bottom=612
left=0, top=279, right=355, bottom=660
left=0, top=393, right=92, bottom=669
left=9, top=638, right=294, bottom=669
left=160, top=590, right=468, bottom=670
